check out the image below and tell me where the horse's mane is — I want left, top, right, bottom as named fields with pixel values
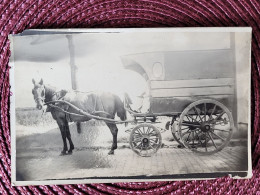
left=44, top=84, right=59, bottom=101
left=44, top=84, right=57, bottom=94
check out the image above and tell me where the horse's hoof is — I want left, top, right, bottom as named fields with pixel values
left=108, top=150, right=114, bottom=155
left=67, top=151, right=73, bottom=155
left=60, top=151, right=67, bottom=156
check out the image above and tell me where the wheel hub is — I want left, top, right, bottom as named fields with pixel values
left=201, top=123, right=211, bottom=132
left=142, top=137, right=150, bottom=149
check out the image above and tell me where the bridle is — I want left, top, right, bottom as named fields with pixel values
left=34, top=86, right=45, bottom=103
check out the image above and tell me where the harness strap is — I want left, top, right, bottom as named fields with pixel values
left=45, top=99, right=112, bottom=119
left=46, top=101, right=120, bottom=124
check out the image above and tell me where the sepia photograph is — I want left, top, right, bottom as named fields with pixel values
left=10, top=28, right=252, bottom=186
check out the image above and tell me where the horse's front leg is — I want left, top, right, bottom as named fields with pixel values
left=57, top=121, right=68, bottom=155
left=64, top=121, right=74, bottom=155
left=106, top=123, right=118, bottom=155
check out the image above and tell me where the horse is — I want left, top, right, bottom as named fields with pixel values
left=32, top=78, right=126, bottom=155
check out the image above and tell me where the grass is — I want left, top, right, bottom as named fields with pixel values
left=16, top=107, right=55, bottom=126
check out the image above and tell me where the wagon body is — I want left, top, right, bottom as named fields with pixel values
left=121, top=49, right=236, bottom=116
left=121, top=37, right=237, bottom=156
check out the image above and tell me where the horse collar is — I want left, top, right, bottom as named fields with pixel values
left=51, top=90, right=67, bottom=101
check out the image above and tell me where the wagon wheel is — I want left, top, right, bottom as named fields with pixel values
left=130, top=123, right=162, bottom=157
left=178, top=99, right=234, bottom=155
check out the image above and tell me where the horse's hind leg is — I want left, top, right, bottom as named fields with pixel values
left=57, top=121, right=68, bottom=155
left=106, top=123, right=118, bottom=155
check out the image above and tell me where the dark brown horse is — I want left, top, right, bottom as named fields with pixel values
left=32, top=78, right=126, bottom=155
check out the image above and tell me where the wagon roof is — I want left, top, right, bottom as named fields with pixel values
left=121, top=49, right=235, bottom=81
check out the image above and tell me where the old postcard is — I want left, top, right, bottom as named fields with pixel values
left=9, top=27, right=252, bottom=186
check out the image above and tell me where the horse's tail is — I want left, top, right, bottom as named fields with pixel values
left=114, top=95, right=126, bottom=121
left=76, top=122, right=81, bottom=134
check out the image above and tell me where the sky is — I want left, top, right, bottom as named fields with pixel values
left=11, top=30, right=251, bottom=123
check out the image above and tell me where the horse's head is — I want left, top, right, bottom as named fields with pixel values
left=32, top=78, right=45, bottom=110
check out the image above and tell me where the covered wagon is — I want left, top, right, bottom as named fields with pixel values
left=121, top=38, right=237, bottom=156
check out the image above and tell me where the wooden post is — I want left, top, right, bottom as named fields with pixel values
left=66, top=35, right=81, bottom=133
left=66, top=35, right=78, bottom=90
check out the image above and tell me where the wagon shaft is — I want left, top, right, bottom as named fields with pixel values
left=45, top=100, right=133, bottom=124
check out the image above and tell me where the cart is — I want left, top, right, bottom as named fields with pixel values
left=121, top=46, right=236, bottom=156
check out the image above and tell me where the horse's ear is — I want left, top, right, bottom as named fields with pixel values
left=32, top=78, right=35, bottom=85
left=39, top=78, right=43, bottom=85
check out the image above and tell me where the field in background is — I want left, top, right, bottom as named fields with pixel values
left=16, top=107, right=106, bottom=127
left=16, top=107, right=54, bottom=126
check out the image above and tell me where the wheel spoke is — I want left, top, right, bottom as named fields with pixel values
left=134, top=131, right=142, bottom=136
left=136, top=128, right=143, bottom=136
left=204, top=133, right=208, bottom=152
left=140, top=143, right=144, bottom=151
left=146, top=127, right=151, bottom=134
left=148, top=145, right=156, bottom=151
left=149, top=138, right=158, bottom=142
left=182, top=123, right=200, bottom=128
left=204, top=103, right=207, bottom=122
left=149, top=133, right=159, bottom=137
left=149, top=137, right=159, bottom=141
left=180, top=126, right=190, bottom=131
left=148, top=130, right=156, bottom=136
left=185, top=132, right=192, bottom=142
left=133, top=137, right=142, bottom=142
left=209, top=104, right=217, bottom=121
left=133, top=133, right=143, bottom=137
left=208, top=132, right=218, bottom=149
left=210, top=131, right=226, bottom=141
left=187, top=114, right=200, bottom=123
left=182, top=130, right=191, bottom=135
left=214, top=111, right=225, bottom=121
left=180, top=128, right=190, bottom=135
left=192, top=130, right=200, bottom=146
left=192, top=131, right=195, bottom=145
left=133, top=142, right=142, bottom=149
left=149, top=128, right=155, bottom=133
left=186, top=114, right=195, bottom=122
left=194, top=106, right=203, bottom=122
left=194, top=130, right=204, bottom=146
left=150, top=139, right=159, bottom=144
